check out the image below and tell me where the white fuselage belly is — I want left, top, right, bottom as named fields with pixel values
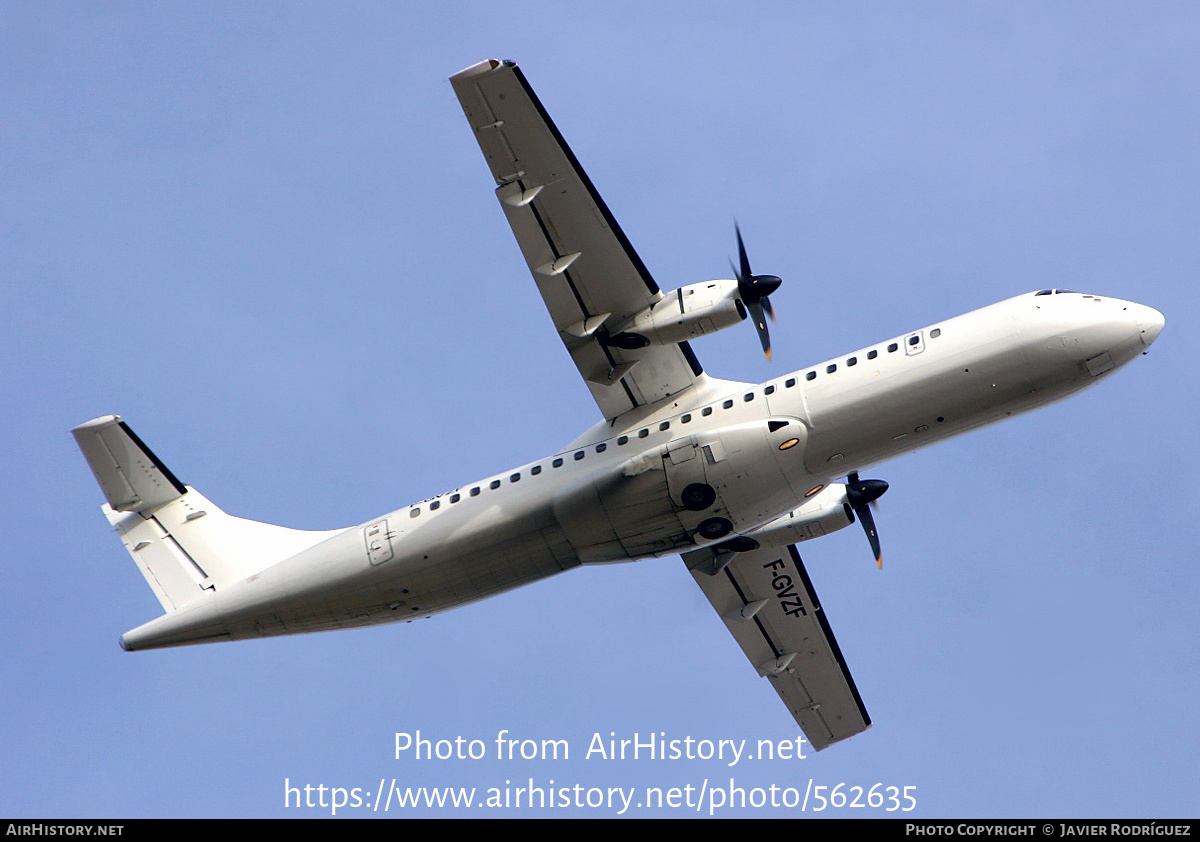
left=120, top=291, right=1158, bottom=650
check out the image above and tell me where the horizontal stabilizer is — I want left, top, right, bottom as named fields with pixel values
left=72, top=416, right=186, bottom=513
left=74, top=416, right=341, bottom=613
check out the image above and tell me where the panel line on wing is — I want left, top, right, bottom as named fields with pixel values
left=521, top=183, right=640, bottom=410
left=724, top=564, right=784, bottom=660
left=524, top=190, right=591, bottom=319
left=509, top=65, right=659, bottom=295
left=452, top=59, right=709, bottom=421
left=787, top=546, right=871, bottom=723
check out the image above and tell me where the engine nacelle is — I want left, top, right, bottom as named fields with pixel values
left=607, top=280, right=745, bottom=348
left=746, top=483, right=854, bottom=546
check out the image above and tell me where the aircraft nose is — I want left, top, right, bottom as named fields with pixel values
left=1137, top=305, right=1165, bottom=348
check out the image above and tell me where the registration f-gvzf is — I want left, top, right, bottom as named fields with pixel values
left=75, top=60, right=1163, bottom=750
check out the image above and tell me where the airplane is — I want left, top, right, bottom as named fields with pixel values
left=72, top=59, right=1164, bottom=751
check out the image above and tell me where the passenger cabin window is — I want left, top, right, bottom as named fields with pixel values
left=531, top=465, right=541, bottom=475
left=888, top=343, right=898, bottom=353
left=574, top=451, right=585, bottom=461
left=450, top=493, right=460, bottom=503
left=867, top=350, right=878, bottom=360
left=596, top=443, right=607, bottom=452
left=552, top=458, right=563, bottom=468
left=847, top=357, right=857, bottom=366
left=806, top=371, right=816, bottom=381
left=490, top=480, right=501, bottom=489
left=764, top=385, right=775, bottom=395
left=410, top=508, right=420, bottom=518
left=430, top=500, right=440, bottom=510
left=702, top=407, right=713, bottom=416
left=638, top=429, right=649, bottom=438
left=681, top=414, right=692, bottom=423
left=908, top=335, right=920, bottom=346
left=744, top=393, right=754, bottom=402
left=659, top=421, right=670, bottom=431
left=470, top=487, right=480, bottom=496
left=785, top=378, right=796, bottom=388
left=930, top=328, right=941, bottom=338
left=617, top=435, right=629, bottom=445
left=826, top=364, right=836, bottom=373
left=510, top=473, right=520, bottom=482
left=723, top=400, right=733, bottom=409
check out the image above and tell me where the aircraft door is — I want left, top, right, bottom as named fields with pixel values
left=364, top=518, right=396, bottom=566
left=904, top=330, right=925, bottom=355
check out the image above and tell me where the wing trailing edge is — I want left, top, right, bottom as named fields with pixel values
left=683, top=542, right=870, bottom=751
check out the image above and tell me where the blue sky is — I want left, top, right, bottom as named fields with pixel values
left=2, top=2, right=1197, bottom=818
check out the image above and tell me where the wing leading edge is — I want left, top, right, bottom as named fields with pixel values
left=450, top=59, right=707, bottom=423
left=682, top=543, right=871, bottom=751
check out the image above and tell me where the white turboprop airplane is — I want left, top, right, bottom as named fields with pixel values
left=74, top=60, right=1163, bottom=750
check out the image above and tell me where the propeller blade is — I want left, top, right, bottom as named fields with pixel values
left=846, top=471, right=888, bottom=568
left=736, top=223, right=753, bottom=280
left=747, top=300, right=772, bottom=360
left=762, top=295, right=775, bottom=323
left=857, top=502, right=883, bottom=569
left=730, top=225, right=782, bottom=359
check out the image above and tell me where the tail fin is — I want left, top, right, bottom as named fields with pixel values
left=73, top=416, right=339, bottom=613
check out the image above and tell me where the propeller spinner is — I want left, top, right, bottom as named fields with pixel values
left=732, top=224, right=782, bottom=360
left=846, top=471, right=889, bottom=568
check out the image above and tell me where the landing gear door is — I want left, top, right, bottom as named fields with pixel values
left=664, top=436, right=706, bottom=503
left=663, top=436, right=730, bottom=529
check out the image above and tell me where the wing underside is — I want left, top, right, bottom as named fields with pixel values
left=450, top=59, right=706, bottom=422
left=682, top=543, right=870, bottom=751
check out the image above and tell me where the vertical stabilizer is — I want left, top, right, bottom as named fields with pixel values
left=73, top=416, right=341, bottom=614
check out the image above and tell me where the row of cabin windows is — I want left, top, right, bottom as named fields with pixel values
left=409, top=330, right=944, bottom=518
left=407, top=384, right=786, bottom=517
left=804, top=329, right=942, bottom=380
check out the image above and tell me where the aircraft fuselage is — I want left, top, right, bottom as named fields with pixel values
left=118, top=289, right=1162, bottom=651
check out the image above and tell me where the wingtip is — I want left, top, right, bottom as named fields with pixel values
left=71, top=414, right=122, bottom=435
left=450, top=59, right=508, bottom=82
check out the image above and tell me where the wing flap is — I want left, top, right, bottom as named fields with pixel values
left=683, top=543, right=870, bottom=751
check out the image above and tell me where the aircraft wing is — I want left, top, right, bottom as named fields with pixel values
left=682, top=543, right=871, bottom=751
left=450, top=60, right=706, bottom=423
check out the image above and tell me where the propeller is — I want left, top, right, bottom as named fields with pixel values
left=845, top=471, right=889, bottom=568
left=731, top=224, right=782, bottom=360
